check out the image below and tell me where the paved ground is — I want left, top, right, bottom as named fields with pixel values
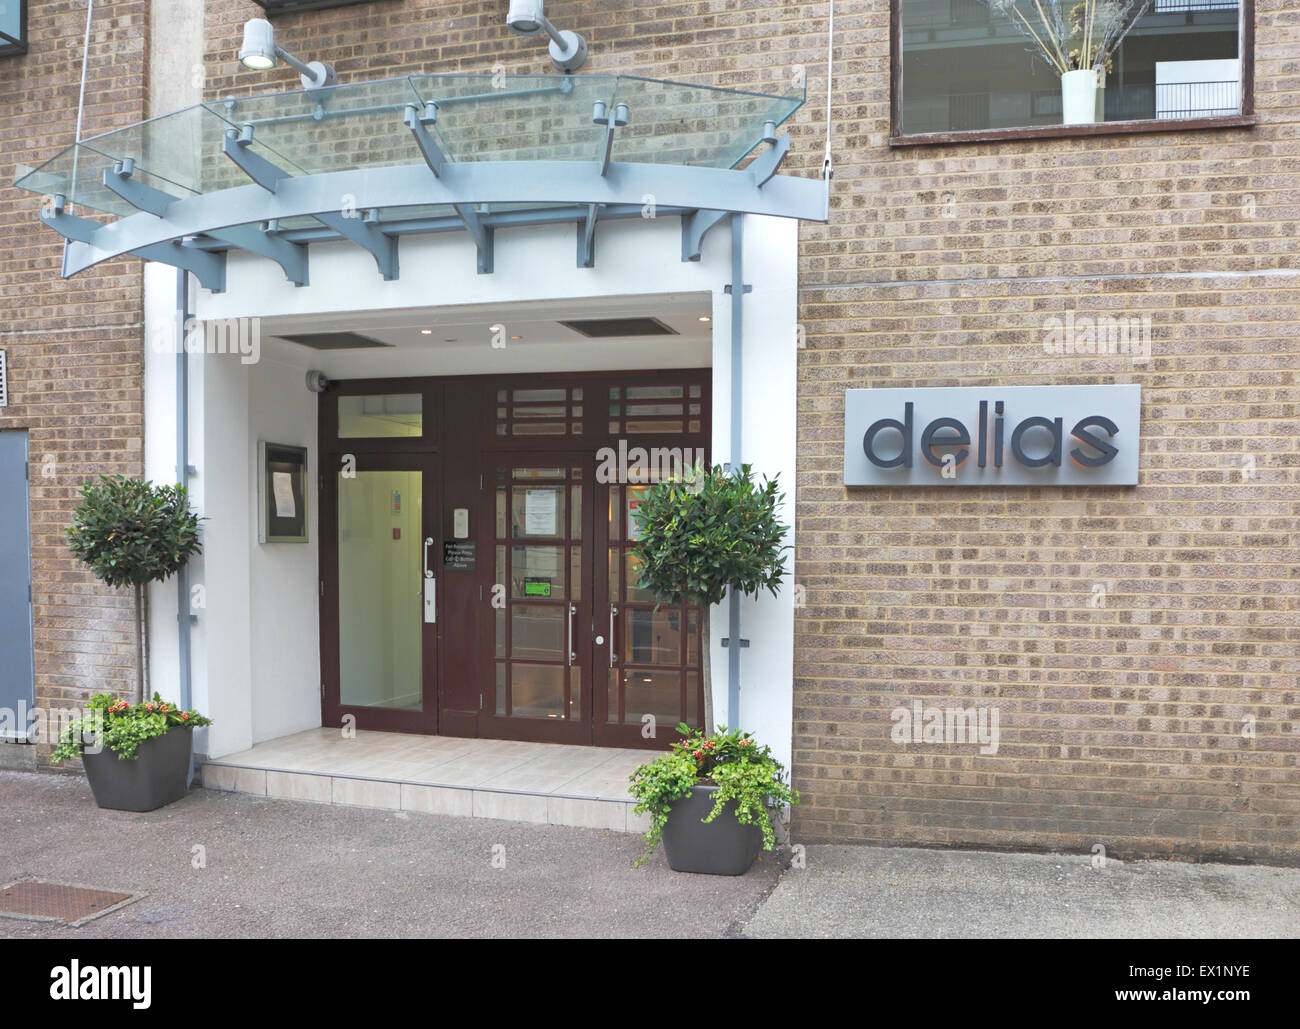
left=743, top=844, right=1300, bottom=939
left=0, top=771, right=780, bottom=939
left=5, top=771, right=1297, bottom=939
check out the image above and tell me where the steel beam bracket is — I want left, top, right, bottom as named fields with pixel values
left=682, top=209, right=729, bottom=262
left=749, top=121, right=789, bottom=189
left=404, top=103, right=493, bottom=274
left=42, top=193, right=226, bottom=293
left=225, top=125, right=397, bottom=281
left=592, top=101, right=628, bottom=178
left=104, top=157, right=308, bottom=287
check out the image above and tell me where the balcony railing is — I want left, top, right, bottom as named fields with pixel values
left=902, top=80, right=1239, bottom=133
left=1155, top=80, right=1240, bottom=118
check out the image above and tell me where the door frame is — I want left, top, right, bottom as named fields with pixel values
left=0, top=430, right=35, bottom=742
left=319, top=448, right=441, bottom=734
left=477, top=449, right=595, bottom=745
left=591, top=476, right=707, bottom=750
left=317, top=369, right=711, bottom=747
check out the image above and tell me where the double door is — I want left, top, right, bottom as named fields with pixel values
left=322, top=447, right=703, bottom=748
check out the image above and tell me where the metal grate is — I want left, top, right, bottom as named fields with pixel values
left=0, top=879, right=138, bottom=926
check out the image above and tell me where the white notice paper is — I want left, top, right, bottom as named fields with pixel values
left=524, top=488, right=557, bottom=535
left=272, top=471, right=296, bottom=519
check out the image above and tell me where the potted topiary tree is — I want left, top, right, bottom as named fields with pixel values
left=55, top=475, right=209, bottom=811
left=627, top=463, right=795, bottom=874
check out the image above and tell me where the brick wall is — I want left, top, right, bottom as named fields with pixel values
left=0, top=1, right=150, bottom=760
left=792, top=0, right=1298, bottom=864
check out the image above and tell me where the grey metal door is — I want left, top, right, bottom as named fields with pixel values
left=0, top=432, right=34, bottom=739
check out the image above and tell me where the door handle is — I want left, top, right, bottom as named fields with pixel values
left=567, top=603, right=577, bottom=665
left=423, top=537, right=436, bottom=624
left=609, top=604, right=618, bottom=668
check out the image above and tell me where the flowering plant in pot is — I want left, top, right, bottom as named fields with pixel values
left=984, top=0, right=1153, bottom=124
left=61, top=476, right=206, bottom=811
left=51, top=695, right=213, bottom=812
left=629, top=724, right=798, bottom=875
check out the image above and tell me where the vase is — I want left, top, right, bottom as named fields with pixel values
left=1060, top=69, right=1100, bottom=125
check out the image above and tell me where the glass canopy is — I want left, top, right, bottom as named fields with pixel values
left=15, top=73, right=804, bottom=216
left=11, top=73, right=823, bottom=287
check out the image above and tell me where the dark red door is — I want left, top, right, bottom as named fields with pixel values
left=592, top=477, right=705, bottom=748
left=320, top=450, right=440, bottom=733
left=478, top=452, right=593, bottom=744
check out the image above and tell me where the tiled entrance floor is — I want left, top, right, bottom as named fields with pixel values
left=202, top=728, right=651, bottom=833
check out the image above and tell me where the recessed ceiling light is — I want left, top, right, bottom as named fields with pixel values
left=420, top=329, right=433, bottom=335
left=444, top=338, right=457, bottom=343
left=698, top=315, right=711, bottom=323
left=489, top=324, right=503, bottom=332
left=510, top=335, right=522, bottom=340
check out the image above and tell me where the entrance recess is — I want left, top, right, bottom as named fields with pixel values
left=319, top=370, right=708, bottom=748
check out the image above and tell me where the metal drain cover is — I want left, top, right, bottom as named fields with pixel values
left=0, top=879, right=143, bottom=927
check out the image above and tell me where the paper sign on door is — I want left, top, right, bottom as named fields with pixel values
left=524, top=488, right=557, bottom=536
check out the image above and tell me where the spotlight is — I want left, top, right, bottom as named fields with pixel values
left=506, top=1, right=588, bottom=74
left=238, top=18, right=337, bottom=91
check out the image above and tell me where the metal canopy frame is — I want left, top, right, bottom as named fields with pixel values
left=19, top=74, right=828, bottom=292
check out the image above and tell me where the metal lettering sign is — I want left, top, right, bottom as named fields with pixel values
left=844, top=385, right=1140, bottom=487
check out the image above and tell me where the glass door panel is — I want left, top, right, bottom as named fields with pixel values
left=595, top=478, right=704, bottom=747
left=323, top=452, right=438, bottom=733
left=338, top=469, right=423, bottom=710
left=482, top=455, right=591, bottom=743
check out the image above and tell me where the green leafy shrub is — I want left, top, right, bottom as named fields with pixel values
left=628, top=723, right=798, bottom=866
left=67, top=476, right=201, bottom=704
left=50, top=694, right=212, bottom=763
left=629, top=464, right=789, bottom=728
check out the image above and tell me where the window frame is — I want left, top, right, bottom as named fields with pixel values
left=0, top=0, right=27, bottom=58
left=250, top=0, right=398, bottom=15
left=889, top=0, right=1256, bottom=146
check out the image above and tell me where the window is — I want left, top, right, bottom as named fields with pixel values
left=0, top=0, right=27, bottom=57
left=893, top=0, right=1252, bottom=142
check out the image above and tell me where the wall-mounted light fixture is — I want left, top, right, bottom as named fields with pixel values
left=238, top=18, right=337, bottom=90
left=506, top=1, right=587, bottom=73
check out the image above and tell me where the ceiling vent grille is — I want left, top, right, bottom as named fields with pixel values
left=558, top=317, right=679, bottom=339
left=275, top=332, right=391, bottom=350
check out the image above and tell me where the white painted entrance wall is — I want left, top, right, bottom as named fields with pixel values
left=145, top=213, right=799, bottom=771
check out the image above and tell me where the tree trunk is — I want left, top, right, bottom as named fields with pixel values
left=700, top=604, right=714, bottom=733
left=133, top=582, right=146, bottom=705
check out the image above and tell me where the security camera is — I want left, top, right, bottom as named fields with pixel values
left=305, top=370, right=330, bottom=393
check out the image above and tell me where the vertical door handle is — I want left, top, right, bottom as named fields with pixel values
left=567, top=603, right=577, bottom=665
left=423, top=537, right=436, bottom=624
left=609, top=604, right=618, bottom=668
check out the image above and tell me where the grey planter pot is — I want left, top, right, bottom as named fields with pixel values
left=81, top=726, right=194, bottom=812
left=661, top=785, right=763, bottom=876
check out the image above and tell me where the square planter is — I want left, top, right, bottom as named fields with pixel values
left=81, top=726, right=194, bottom=812
left=661, top=785, right=763, bottom=875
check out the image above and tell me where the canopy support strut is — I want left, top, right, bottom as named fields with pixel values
left=222, top=125, right=398, bottom=281
left=103, top=159, right=309, bottom=287
left=404, top=103, right=494, bottom=274
left=41, top=194, right=226, bottom=293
